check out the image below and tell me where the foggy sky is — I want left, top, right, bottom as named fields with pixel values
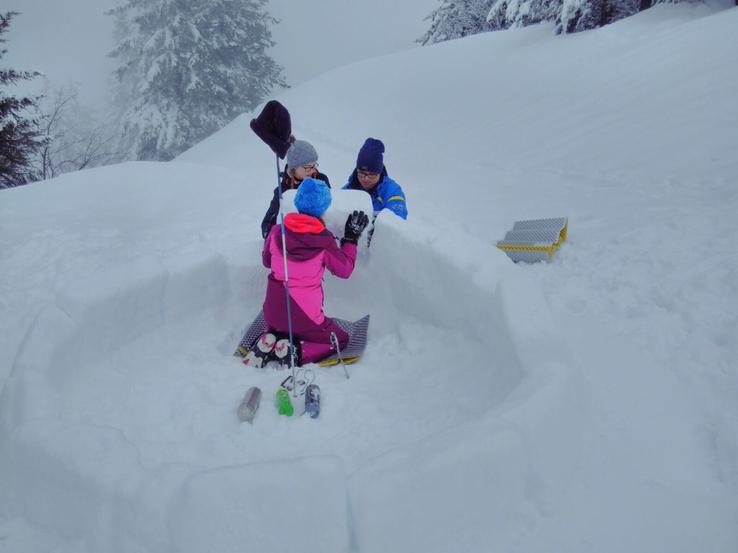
left=3, top=0, right=437, bottom=113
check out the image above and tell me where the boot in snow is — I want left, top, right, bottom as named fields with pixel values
left=274, top=338, right=301, bottom=369
left=243, top=332, right=277, bottom=368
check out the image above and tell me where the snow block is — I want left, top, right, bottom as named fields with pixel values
left=8, top=305, right=76, bottom=380
left=0, top=306, right=76, bottom=428
left=494, top=270, right=572, bottom=369
left=54, top=256, right=168, bottom=366
left=161, top=253, right=230, bottom=321
left=492, top=269, right=589, bottom=507
left=349, top=422, right=529, bottom=553
left=2, top=420, right=143, bottom=551
left=281, top=188, right=374, bottom=244
left=497, top=217, right=568, bottom=262
left=170, top=456, right=350, bottom=553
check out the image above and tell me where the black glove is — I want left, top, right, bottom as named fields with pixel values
left=342, top=210, right=369, bottom=245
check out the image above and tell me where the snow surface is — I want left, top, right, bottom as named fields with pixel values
left=1, top=4, right=738, bottom=552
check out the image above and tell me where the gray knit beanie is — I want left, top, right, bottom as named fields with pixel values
left=285, top=140, right=318, bottom=168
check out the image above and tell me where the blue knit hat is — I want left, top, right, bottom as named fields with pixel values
left=356, top=138, right=385, bottom=173
left=294, top=178, right=331, bottom=217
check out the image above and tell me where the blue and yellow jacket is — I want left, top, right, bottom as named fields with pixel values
left=342, top=168, right=408, bottom=219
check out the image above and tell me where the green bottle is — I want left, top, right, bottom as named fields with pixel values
left=275, top=387, right=294, bottom=417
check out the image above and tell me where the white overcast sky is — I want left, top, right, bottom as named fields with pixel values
left=3, top=0, right=437, bottom=111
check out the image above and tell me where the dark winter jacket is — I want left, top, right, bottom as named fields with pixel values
left=260, top=167, right=331, bottom=238
left=343, top=168, right=408, bottom=219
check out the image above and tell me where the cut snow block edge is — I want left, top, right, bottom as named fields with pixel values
left=170, top=456, right=350, bottom=553
left=0, top=305, right=76, bottom=429
left=1, top=253, right=234, bottom=428
left=496, top=217, right=568, bottom=263
left=349, top=422, right=531, bottom=553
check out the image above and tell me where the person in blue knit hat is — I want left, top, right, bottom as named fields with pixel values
left=342, top=137, right=408, bottom=221
left=294, top=175, right=332, bottom=216
left=246, top=177, right=370, bottom=368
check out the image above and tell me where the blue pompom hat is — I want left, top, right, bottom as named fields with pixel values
left=356, top=138, right=385, bottom=173
left=294, top=178, right=332, bottom=218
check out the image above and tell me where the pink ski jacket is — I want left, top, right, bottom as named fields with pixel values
left=262, top=213, right=357, bottom=332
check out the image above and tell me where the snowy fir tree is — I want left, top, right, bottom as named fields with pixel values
left=555, top=0, right=641, bottom=33
left=418, top=0, right=495, bottom=45
left=488, top=0, right=646, bottom=33
left=0, top=12, right=44, bottom=188
left=108, top=0, right=286, bottom=161
left=486, top=0, right=561, bottom=31
left=421, top=0, right=691, bottom=42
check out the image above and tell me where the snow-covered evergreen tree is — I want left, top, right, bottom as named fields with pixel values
left=108, top=0, right=285, bottom=161
left=0, top=12, right=44, bottom=188
left=489, top=0, right=653, bottom=33
left=556, top=0, right=640, bottom=33
left=487, top=0, right=560, bottom=32
left=419, top=0, right=495, bottom=45
left=422, top=0, right=682, bottom=41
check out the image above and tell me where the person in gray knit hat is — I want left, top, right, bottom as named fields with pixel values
left=261, top=139, right=332, bottom=238
left=285, top=140, right=318, bottom=169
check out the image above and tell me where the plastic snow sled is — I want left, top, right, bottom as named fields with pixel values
left=234, top=311, right=370, bottom=367
left=496, top=217, right=568, bottom=263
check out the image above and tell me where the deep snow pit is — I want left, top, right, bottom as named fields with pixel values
left=1, top=223, right=524, bottom=551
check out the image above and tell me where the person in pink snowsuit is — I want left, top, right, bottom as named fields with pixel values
left=245, top=177, right=369, bottom=368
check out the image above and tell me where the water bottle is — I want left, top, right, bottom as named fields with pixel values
left=304, top=384, right=320, bottom=419
left=275, top=387, right=294, bottom=417
left=237, top=386, right=262, bottom=423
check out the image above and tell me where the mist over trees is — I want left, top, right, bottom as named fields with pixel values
left=419, top=0, right=686, bottom=44
left=108, top=0, right=286, bottom=161
left=2, top=1, right=286, bottom=186
left=0, top=12, right=44, bottom=188
left=34, top=83, right=125, bottom=181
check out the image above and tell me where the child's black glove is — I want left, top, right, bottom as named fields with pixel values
left=342, top=210, right=369, bottom=245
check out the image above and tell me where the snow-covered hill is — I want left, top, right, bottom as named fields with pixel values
left=1, top=4, right=737, bottom=552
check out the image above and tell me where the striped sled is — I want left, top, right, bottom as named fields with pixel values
left=233, top=311, right=370, bottom=367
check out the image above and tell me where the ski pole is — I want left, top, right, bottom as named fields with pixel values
left=330, top=332, right=350, bottom=379
left=276, top=154, right=298, bottom=396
